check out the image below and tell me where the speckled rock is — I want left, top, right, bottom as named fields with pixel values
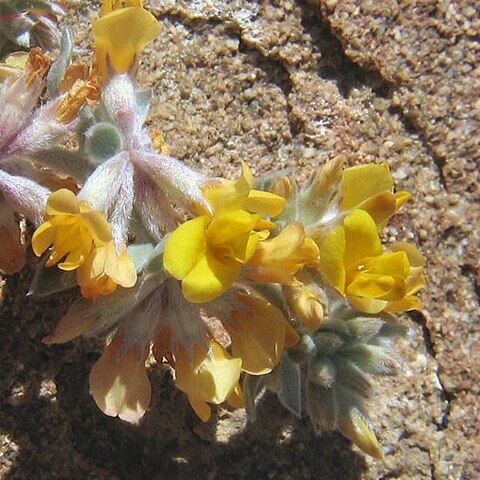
left=0, top=1, right=478, bottom=479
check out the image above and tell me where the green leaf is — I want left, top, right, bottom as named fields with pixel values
left=276, top=354, right=302, bottom=418
left=46, top=28, right=72, bottom=98
left=31, top=149, right=91, bottom=182
left=243, top=374, right=264, bottom=423
left=28, top=262, right=76, bottom=297
left=135, top=89, right=152, bottom=124
left=127, top=243, right=155, bottom=272
left=340, top=344, right=399, bottom=376
left=84, top=122, right=123, bottom=164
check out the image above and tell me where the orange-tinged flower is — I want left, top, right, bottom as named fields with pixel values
left=56, top=76, right=101, bottom=124
left=89, top=334, right=151, bottom=423
left=32, top=189, right=111, bottom=269
left=32, top=189, right=137, bottom=299
left=77, top=241, right=137, bottom=300
left=247, top=223, right=319, bottom=285
left=319, top=209, right=425, bottom=314
left=283, top=284, right=324, bottom=331
left=225, top=294, right=288, bottom=375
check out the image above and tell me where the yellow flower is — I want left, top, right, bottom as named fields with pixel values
left=93, top=0, right=161, bottom=82
left=224, top=294, right=288, bottom=375
left=247, top=223, right=319, bottom=285
left=202, top=161, right=285, bottom=217
left=77, top=241, right=137, bottom=300
left=319, top=209, right=425, bottom=314
left=174, top=340, right=242, bottom=422
left=283, top=284, right=324, bottom=331
left=32, top=189, right=137, bottom=299
left=89, top=334, right=151, bottom=423
left=164, top=210, right=270, bottom=303
left=164, top=163, right=286, bottom=303
left=32, top=189, right=111, bottom=269
left=342, top=163, right=410, bottom=229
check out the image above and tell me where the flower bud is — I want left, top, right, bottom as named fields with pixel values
left=284, top=284, right=323, bottom=330
left=271, top=176, right=294, bottom=200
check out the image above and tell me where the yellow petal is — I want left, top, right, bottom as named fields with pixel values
left=248, top=223, right=319, bottom=285
left=175, top=341, right=242, bottom=406
left=348, top=296, right=388, bottom=314
left=203, top=180, right=246, bottom=213
left=31, top=221, right=56, bottom=256
left=89, top=335, right=151, bottom=423
left=389, top=241, right=425, bottom=268
left=163, top=215, right=209, bottom=280
left=319, top=225, right=346, bottom=294
left=101, top=0, right=143, bottom=16
left=284, top=285, right=323, bottom=331
left=182, top=252, right=241, bottom=303
left=228, top=296, right=286, bottom=375
left=226, top=384, right=244, bottom=409
left=342, top=164, right=393, bottom=210
left=244, top=189, right=285, bottom=217
left=339, top=412, right=384, bottom=459
left=240, top=161, right=253, bottom=190
left=45, top=189, right=80, bottom=216
left=347, top=272, right=406, bottom=300
left=384, top=296, right=422, bottom=313
left=207, top=209, right=257, bottom=263
left=104, top=243, right=137, bottom=288
left=395, top=190, right=411, bottom=210
left=343, top=210, right=382, bottom=269
left=355, top=192, right=396, bottom=230
left=81, top=210, right=113, bottom=246
left=365, top=251, right=410, bottom=278
left=93, top=7, right=161, bottom=74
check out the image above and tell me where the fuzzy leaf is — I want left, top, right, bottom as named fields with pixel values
left=31, top=149, right=91, bottom=182
left=127, top=243, right=154, bottom=272
left=85, top=122, right=123, bottom=164
left=28, top=261, right=76, bottom=297
left=276, top=354, right=302, bottom=418
left=243, top=374, right=265, bottom=423
left=135, top=89, right=152, bottom=125
left=47, top=27, right=72, bottom=98
left=341, top=344, right=399, bottom=376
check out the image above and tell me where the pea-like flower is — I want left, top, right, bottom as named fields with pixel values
left=93, top=0, right=161, bottom=82
left=174, top=340, right=242, bottom=422
left=247, top=222, right=319, bottom=285
left=32, top=189, right=137, bottom=299
left=341, top=163, right=411, bottom=229
left=164, top=209, right=271, bottom=303
left=319, top=209, right=425, bottom=314
left=164, top=162, right=285, bottom=303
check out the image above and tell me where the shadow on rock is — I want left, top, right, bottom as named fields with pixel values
left=0, top=265, right=367, bottom=480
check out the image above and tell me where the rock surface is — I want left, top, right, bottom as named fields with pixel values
left=0, top=0, right=478, bottom=479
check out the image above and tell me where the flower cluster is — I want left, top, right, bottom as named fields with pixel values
left=0, top=0, right=426, bottom=459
